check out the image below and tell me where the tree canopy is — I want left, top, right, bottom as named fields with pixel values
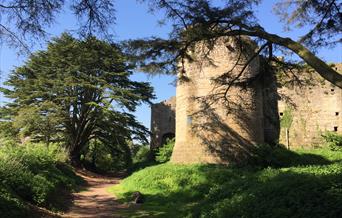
left=1, top=33, right=154, bottom=164
left=0, top=0, right=115, bottom=50
left=126, top=0, right=342, bottom=87
left=0, top=1, right=340, bottom=87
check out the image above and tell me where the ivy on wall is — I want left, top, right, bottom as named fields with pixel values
left=280, top=107, right=293, bottom=129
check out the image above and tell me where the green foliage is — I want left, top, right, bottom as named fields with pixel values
left=322, top=132, right=342, bottom=151
left=133, top=145, right=152, bottom=164
left=0, top=121, right=18, bottom=147
left=0, top=0, right=115, bottom=50
left=125, top=0, right=341, bottom=89
left=81, top=139, right=132, bottom=173
left=110, top=148, right=342, bottom=217
left=156, top=138, right=175, bottom=163
left=13, top=104, right=63, bottom=144
left=128, top=145, right=156, bottom=172
left=280, top=107, right=293, bottom=129
left=273, top=0, right=341, bottom=48
left=2, top=33, right=154, bottom=163
left=0, top=143, right=82, bottom=215
left=0, top=184, right=30, bottom=218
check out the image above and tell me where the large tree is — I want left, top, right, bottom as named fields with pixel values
left=1, top=33, right=154, bottom=164
left=125, top=0, right=342, bottom=87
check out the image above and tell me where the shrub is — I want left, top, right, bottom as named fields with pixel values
left=0, top=184, right=29, bottom=218
left=133, top=145, right=152, bottom=164
left=82, top=140, right=133, bottom=173
left=322, top=132, right=342, bottom=151
left=156, top=138, right=175, bottom=163
left=0, top=142, right=82, bottom=211
left=129, top=145, right=156, bottom=172
left=0, top=121, right=18, bottom=147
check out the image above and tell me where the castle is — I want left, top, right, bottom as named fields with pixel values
left=151, top=37, right=342, bottom=164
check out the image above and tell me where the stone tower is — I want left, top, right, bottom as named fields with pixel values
left=150, top=97, right=176, bottom=150
left=171, top=37, right=264, bottom=164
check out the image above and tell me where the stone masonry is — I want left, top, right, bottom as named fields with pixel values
left=150, top=96, right=176, bottom=150
left=277, top=63, right=342, bottom=148
left=150, top=37, right=342, bottom=164
left=151, top=38, right=264, bottom=164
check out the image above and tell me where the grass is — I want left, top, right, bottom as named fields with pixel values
left=109, top=147, right=342, bottom=218
left=0, top=143, right=84, bottom=217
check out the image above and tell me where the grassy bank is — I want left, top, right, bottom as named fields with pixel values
left=109, top=148, right=342, bottom=218
left=0, top=143, right=83, bottom=217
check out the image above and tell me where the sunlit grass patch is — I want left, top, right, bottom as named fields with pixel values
left=109, top=148, right=342, bottom=217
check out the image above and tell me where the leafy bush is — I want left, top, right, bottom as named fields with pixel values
left=156, top=138, right=175, bottom=163
left=322, top=132, right=342, bottom=151
left=0, top=142, right=82, bottom=214
left=0, top=121, right=18, bottom=147
left=129, top=145, right=156, bottom=172
left=0, top=184, right=30, bottom=218
left=133, top=145, right=152, bottom=164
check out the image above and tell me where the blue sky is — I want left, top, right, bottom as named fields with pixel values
left=0, top=0, right=341, bottom=130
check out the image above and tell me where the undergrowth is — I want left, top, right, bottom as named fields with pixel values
left=155, top=138, right=174, bottom=163
left=0, top=143, right=83, bottom=217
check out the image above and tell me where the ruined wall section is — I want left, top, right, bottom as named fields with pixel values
left=150, top=97, right=176, bottom=150
left=171, top=37, right=264, bottom=164
left=278, top=64, right=342, bottom=147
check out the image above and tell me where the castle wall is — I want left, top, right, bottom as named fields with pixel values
left=278, top=64, right=342, bottom=148
left=171, top=38, right=264, bottom=164
left=151, top=63, right=342, bottom=153
left=150, top=44, right=341, bottom=161
left=150, top=97, right=176, bottom=150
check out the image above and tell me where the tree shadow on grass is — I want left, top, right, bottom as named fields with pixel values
left=248, top=145, right=332, bottom=168
left=117, top=159, right=342, bottom=217
left=192, top=165, right=342, bottom=218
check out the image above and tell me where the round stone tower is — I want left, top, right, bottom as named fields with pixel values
left=171, top=37, right=264, bottom=164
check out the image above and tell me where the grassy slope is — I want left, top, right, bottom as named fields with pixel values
left=0, top=143, right=83, bottom=218
left=109, top=148, right=342, bottom=218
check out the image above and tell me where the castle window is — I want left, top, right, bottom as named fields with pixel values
left=187, top=116, right=193, bottom=125
left=336, top=112, right=339, bottom=116
left=279, top=112, right=283, bottom=116
left=331, top=88, right=335, bottom=92
left=334, top=126, right=338, bottom=132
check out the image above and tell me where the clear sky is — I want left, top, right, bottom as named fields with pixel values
left=0, top=0, right=341, bottom=131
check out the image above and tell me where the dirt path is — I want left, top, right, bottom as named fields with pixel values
left=62, top=170, right=129, bottom=218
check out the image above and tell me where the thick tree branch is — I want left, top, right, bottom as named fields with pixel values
left=222, top=28, right=342, bottom=88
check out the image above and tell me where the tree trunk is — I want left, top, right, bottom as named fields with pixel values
left=70, top=144, right=83, bottom=167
